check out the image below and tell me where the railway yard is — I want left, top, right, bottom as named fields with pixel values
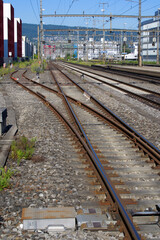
left=0, top=61, right=160, bottom=239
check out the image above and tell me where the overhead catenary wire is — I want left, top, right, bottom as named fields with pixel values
left=36, top=0, right=40, bottom=13
left=142, top=3, right=160, bottom=13
left=29, top=0, right=39, bottom=23
left=56, top=0, right=62, bottom=13
left=128, top=1, right=160, bottom=29
left=60, top=0, right=77, bottom=26
left=102, top=0, right=148, bottom=31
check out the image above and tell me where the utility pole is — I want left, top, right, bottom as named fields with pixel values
left=123, top=23, right=127, bottom=61
left=40, top=0, right=44, bottom=60
left=93, top=19, right=96, bottom=60
left=120, top=30, right=123, bottom=61
left=85, top=18, right=89, bottom=62
left=38, top=25, right=40, bottom=60
left=157, top=10, right=159, bottom=65
left=138, top=0, right=142, bottom=66
left=99, top=2, right=108, bottom=63
left=77, top=27, right=79, bottom=60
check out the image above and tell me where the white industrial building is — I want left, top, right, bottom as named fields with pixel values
left=125, top=43, right=138, bottom=60
left=22, top=36, right=33, bottom=59
left=141, top=9, right=160, bottom=61
left=77, top=38, right=119, bottom=61
left=14, top=18, right=22, bottom=59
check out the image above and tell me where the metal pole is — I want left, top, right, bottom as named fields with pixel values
left=157, top=12, right=159, bottom=65
left=77, top=28, right=79, bottom=60
left=138, top=0, right=142, bottom=66
left=93, top=20, right=96, bottom=60
left=103, top=25, right=105, bottom=62
left=99, top=3, right=108, bottom=63
left=85, top=18, right=89, bottom=62
left=33, top=44, right=34, bottom=59
left=123, top=23, right=126, bottom=61
left=121, top=31, right=122, bottom=61
left=86, top=30, right=88, bottom=61
left=38, top=25, right=40, bottom=60
left=40, top=0, right=43, bottom=60
left=147, top=26, right=148, bottom=62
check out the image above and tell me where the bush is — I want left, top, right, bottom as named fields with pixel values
left=11, top=136, right=36, bottom=165
left=0, top=167, right=15, bottom=191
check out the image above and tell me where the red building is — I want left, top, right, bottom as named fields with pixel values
left=0, top=0, right=4, bottom=64
left=14, top=18, right=22, bottom=58
left=8, top=4, right=14, bottom=58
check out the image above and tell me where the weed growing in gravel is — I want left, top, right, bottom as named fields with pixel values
left=0, top=167, right=15, bottom=191
left=11, top=136, right=36, bottom=165
left=31, top=60, right=47, bottom=73
left=18, top=60, right=33, bottom=69
left=0, top=66, right=15, bottom=77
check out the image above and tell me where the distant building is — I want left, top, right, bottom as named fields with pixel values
left=14, top=18, right=22, bottom=58
left=22, top=36, right=33, bottom=59
left=3, top=3, right=14, bottom=63
left=0, top=0, right=4, bottom=65
left=0, top=1, right=23, bottom=65
left=125, top=43, right=138, bottom=60
left=141, top=9, right=160, bottom=61
left=77, top=38, right=119, bottom=61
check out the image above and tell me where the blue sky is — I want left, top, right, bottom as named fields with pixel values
left=3, top=0, right=160, bottom=29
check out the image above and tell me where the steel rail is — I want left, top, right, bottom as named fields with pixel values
left=11, top=70, right=141, bottom=240
left=60, top=62, right=160, bottom=98
left=92, top=65, right=160, bottom=82
left=22, top=68, right=160, bottom=165
left=22, top=70, right=160, bottom=162
left=51, top=62, right=160, bottom=164
left=60, top=61, right=160, bottom=83
left=48, top=67, right=141, bottom=240
left=58, top=62, right=160, bottom=108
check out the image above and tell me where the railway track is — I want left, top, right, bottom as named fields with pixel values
left=91, top=64, right=160, bottom=84
left=59, top=61, right=160, bottom=84
left=9, top=66, right=160, bottom=239
left=57, top=61, right=160, bottom=109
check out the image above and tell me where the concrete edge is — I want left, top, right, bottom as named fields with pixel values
left=0, top=125, right=18, bottom=167
left=0, top=78, right=18, bottom=168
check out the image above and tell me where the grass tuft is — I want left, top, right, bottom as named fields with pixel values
left=11, top=136, right=36, bottom=165
left=0, top=167, right=15, bottom=191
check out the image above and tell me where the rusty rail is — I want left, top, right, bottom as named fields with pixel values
left=58, top=62, right=160, bottom=108
left=22, top=68, right=160, bottom=165
left=11, top=70, right=142, bottom=239
left=60, top=62, right=160, bottom=97
left=51, top=62, right=160, bottom=165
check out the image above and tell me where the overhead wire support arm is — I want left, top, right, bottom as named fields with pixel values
left=42, top=13, right=156, bottom=19
left=44, top=28, right=159, bottom=33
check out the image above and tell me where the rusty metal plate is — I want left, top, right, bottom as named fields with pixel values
left=22, top=207, right=76, bottom=231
